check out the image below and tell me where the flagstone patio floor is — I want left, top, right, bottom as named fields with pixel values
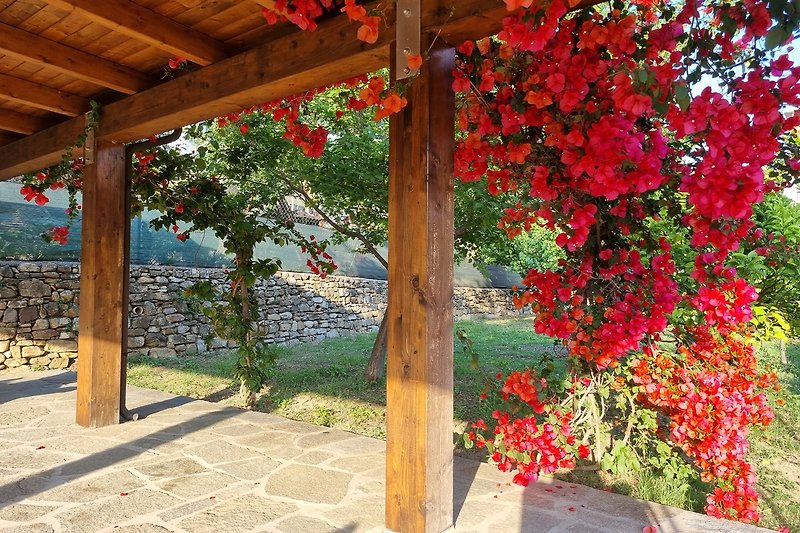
left=0, top=370, right=770, bottom=533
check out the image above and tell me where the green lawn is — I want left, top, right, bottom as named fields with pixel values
left=749, top=340, right=800, bottom=531
left=127, top=316, right=800, bottom=531
left=127, top=317, right=555, bottom=438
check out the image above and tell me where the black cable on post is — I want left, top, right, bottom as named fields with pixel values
left=120, top=128, right=182, bottom=422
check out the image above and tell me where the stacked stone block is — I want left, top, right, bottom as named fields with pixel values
left=0, top=261, right=523, bottom=371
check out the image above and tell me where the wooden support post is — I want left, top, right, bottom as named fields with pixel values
left=386, top=34, right=456, bottom=533
left=76, top=139, right=128, bottom=428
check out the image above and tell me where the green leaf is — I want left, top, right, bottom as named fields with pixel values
left=674, top=84, right=690, bottom=111
left=766, top=25, right=790, bottom=50
left=463, top=434, right=474, bottom=449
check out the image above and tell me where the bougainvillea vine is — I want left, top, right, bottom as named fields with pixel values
left=454, top=0, right=799, bottom=524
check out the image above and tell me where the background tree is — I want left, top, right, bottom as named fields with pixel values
left=190, top=85, right=525, bottom=380
left=129, top=145, right=336, bottom=407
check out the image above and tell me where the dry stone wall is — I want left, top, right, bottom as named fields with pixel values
left=0, top=261, right=523, bottom=371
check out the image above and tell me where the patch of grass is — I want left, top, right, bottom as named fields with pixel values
left=632, top=470, right=706, bottom=512
left=127, top=316, right=552, bottom=436
left=127, top=353, right=237, bottom=400
left=126, top=318, right=800, bottom=530
left=747, top=340, right=800, bottom=532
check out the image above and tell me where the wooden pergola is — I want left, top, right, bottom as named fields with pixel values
left=0, top=1, right=585, bottom=531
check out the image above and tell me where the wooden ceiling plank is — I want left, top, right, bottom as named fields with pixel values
left=0, top=72, right=89, bottom=116
left=0, top=21, right=153, bottom=94
left=42, top=0, right=234, bottom=65
left=0, top=108, right=55, bottom=135
left=0, top=0, right=602, bottom=180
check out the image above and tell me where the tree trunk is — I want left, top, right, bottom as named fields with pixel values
left=781, top=338, right=789, bottom=366
left=365, top=311, right=389, bottom=381
left=236, top=255, right=257, bottom=408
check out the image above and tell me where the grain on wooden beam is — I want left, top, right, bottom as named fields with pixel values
left=43, top=0, right=234, bottom=65
left=0, top=73, right=90, bottom=116
left=386, top=34, right=456, bottom=533
left=0, top=119, right=85, bottom=181
left=0, top=21, right=153, bottom=94
left=0, top=108, right=55, bottom=135
left=0, top=133, right=22, bottom=147
left=76, top=139, right=128, bottom=428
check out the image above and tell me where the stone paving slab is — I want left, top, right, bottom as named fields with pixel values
left=0, top=370, right=771, bottom=533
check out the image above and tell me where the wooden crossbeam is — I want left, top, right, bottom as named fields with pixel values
left=0, top=73, right=90, bottom=117
left=0, top=109, right=55, bottom=135
left=42, top=0, right=234, bottom=66
left=0, top=0, right=601, bottom=180
left=0, top=133, right=22, bottom=147
left=0, top=21, right=153, bottom=94
left=0, top=119, right=85, bottom=179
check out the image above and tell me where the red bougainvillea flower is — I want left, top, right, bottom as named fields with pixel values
left=405, top=52, right=424, bottom=71
left=47, top=226, right=70, bottom=245
left=578, top=444, right=590, bottom=459
left=167, top=57, right=187, bottom=70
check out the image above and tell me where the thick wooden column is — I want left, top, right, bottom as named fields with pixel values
left=76, top=139, right=128, bottom=428
left=386, top=35, right=456, bottom=533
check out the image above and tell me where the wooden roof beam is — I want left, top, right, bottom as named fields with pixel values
left=0, top=21, right=153, bottom=94
left=0, top=119, right=85, bottom=178
left=0, top=73, right=90, bottom=117
left=0, top=0, right=603, bottom=180
left=0, top=133, right=23, bottom=147
left=42, top=0, right=235, bottom=66
left=0, top=109, right=56, bottom=135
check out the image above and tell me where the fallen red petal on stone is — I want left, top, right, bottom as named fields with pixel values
left=120, top=492, right=129, bottom=496
left=568, top=506, right=575, bottom=512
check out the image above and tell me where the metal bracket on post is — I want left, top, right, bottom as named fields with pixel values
left=84, top=111, right=96, bottom=165
left=395, top=0, right=420, bottom=80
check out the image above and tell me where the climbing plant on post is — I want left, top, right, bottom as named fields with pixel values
left=130, top=145, right=336, bottom=407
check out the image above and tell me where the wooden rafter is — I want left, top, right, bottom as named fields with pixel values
left=0, top=0, right=602, bottom=180
left=42, top=0, right=235, bottom=66
left=0, top=119, right=85, bottom=179
left=0, top=73, right=90, bottom=117
left=252, top=0, right=278, bottom=10
left=0, top=109, right=55, bottom=136
left=0, top=21, right=153, bottom=94
left=0, top=134, right=22, bottom=147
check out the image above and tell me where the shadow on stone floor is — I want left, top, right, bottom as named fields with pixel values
left=0, top=373, right=240, bottom=508
left=454, top=454, right=481, bottom=523
left=0, top=370, right=75, bottom=405
left=129, top=393, right=196, bottom=419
